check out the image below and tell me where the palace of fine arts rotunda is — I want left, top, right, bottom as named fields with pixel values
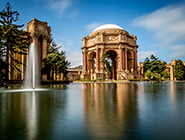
left=81, top=24, right=144, bottom=80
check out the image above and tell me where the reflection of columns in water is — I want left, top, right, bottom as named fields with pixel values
left=116, top=83, right=138, bottom=122
left=82, top=83, right=138, bottom=139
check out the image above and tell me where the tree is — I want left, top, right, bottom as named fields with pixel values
left=42, top=41, right=70, bottom=80
left=0, top=2, right=30, bottom=82
left=174, top=59, right=185, bottom=80
left=145, top=70, right=153, bottom=80
left=161, top=70, right=170, bottom=79
left=143, top=55, right=167, bottom=81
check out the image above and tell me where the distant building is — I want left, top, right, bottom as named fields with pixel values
left=67, top=68, right=82, bottom=81
left=166, top=60, right=185, bottom=80
left=138, top=60, right=185, bottom=80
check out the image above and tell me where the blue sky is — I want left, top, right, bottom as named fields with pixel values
left=1, top=0, right=185, bottom=67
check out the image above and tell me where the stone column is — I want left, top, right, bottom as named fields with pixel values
left=120, top=48, right=123, bottom=70
left=100, top=47, right=104, bottom=72
left=134, top=51, right=137, bottom=71
left=96, top=48, right=99, bottom=72
left=82, top=52, right=84, bottom=71
left=42, top=37, right=48, bottom=80
left=82, top=49, right=87, bottom=72
left=32, top=36, right=39, bottom=50
left=125, top=48, right=128, bottom=70
left=84, top=50, right=87, bottom=72
left=170, top=66, right=174, bottom=80
left=42, top=37, right=47, bottom=63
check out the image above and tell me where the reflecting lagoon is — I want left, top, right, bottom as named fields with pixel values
left=0, top=82, right=185, bottom=140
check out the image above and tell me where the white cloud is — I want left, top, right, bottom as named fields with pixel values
left=68, top=10, right=79, bottom=18
left=171, top=45, right=185, bottom=59
left=67, top=51, right=82, bottom=67
left=133, top=3, right=185, bottom=43
left=138, top=51, right=157, bottom=61
left=47, top=0, right=72, bottom=15
left=85, top=22, right=103, bottom=32
left=132, top=3, right=185, bottom=60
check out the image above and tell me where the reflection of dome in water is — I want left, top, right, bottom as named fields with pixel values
left=93, top=24, right=124, bottom=32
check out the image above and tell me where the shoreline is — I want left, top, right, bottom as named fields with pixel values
left=1, top=80, right=185, bottom=87
left=72, top=80, right=185, bottom=84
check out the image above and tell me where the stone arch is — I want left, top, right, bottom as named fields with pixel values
left=127, top=50, right=134, bottom=72
left=87, top=51, right=96, bottom=73
left=104, top=49, right=118, bottom=80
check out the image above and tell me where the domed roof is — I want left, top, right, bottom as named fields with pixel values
left=93, top=24, right=124, bottom=32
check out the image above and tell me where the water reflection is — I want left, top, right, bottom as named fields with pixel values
left=1, top=83, right=185, bottom=140
left=82, top=83, right=139, bottom=140
left=0, top=90, right=67, bottom=140
left=26, top=92, right=38, bottom=140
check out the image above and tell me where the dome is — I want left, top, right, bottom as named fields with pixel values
left=93, top=24, right=124, bottom=32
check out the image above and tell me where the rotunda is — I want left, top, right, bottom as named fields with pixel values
left=81, top=24, right=143, bottom=80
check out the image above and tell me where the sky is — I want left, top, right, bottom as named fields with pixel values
left=1, top=0, right=185, bottom=67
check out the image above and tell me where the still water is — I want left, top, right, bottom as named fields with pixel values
left=0, top=82, right=185, bottom=140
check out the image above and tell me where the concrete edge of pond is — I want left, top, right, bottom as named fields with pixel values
left=72, top=80, right=185, bottom=84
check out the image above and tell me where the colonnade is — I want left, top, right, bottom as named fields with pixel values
left=82, top=46, right=138, bottom=73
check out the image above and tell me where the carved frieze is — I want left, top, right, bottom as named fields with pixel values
left=87, top=37, right=96, bottom=46
left=104, top=35, right=118, bottom=42
left=38, top=24, right=44, bottom=31
left=128, top=38, right=135, bottom=45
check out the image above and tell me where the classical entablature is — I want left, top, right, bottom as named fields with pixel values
left=81, top=24, right=143, bottom=80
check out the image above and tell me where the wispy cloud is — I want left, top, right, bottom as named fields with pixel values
left=67, top=51, right=82, bottom=67
left=132, top=3, right=185, bottom=43
left=132, top=3, right=185, bottom=60
left=85, top=22, right=103, bottom=32
left=171, top=45, right=185, bottom=59
left=68, top=10, right=79, bottom=18
left=47, top=0, right=72, bottom=15
left=138, top=51, right=157, bottom=61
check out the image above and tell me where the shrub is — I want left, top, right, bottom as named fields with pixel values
left=127, top=79, right=133, bottom=81
left=97, top=78, right=104, bottom=81
left=140, top=79, right=149, bottom=81
left=91, top=79, right=96, bottom=82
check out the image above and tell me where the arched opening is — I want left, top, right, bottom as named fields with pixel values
left=127, top=51, right=133, bottom=72
left=87, top=52, right=96, bottom=73
left=105, top=50, right=118, bottom=80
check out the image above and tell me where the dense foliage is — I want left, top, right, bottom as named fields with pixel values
left=174, top=60, right=185, bottom=80
left=143, top=55, right=170, bottom=80
left=0, top=2, right=30, bottom=82
left=42, top=42, right=70, bottom=80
